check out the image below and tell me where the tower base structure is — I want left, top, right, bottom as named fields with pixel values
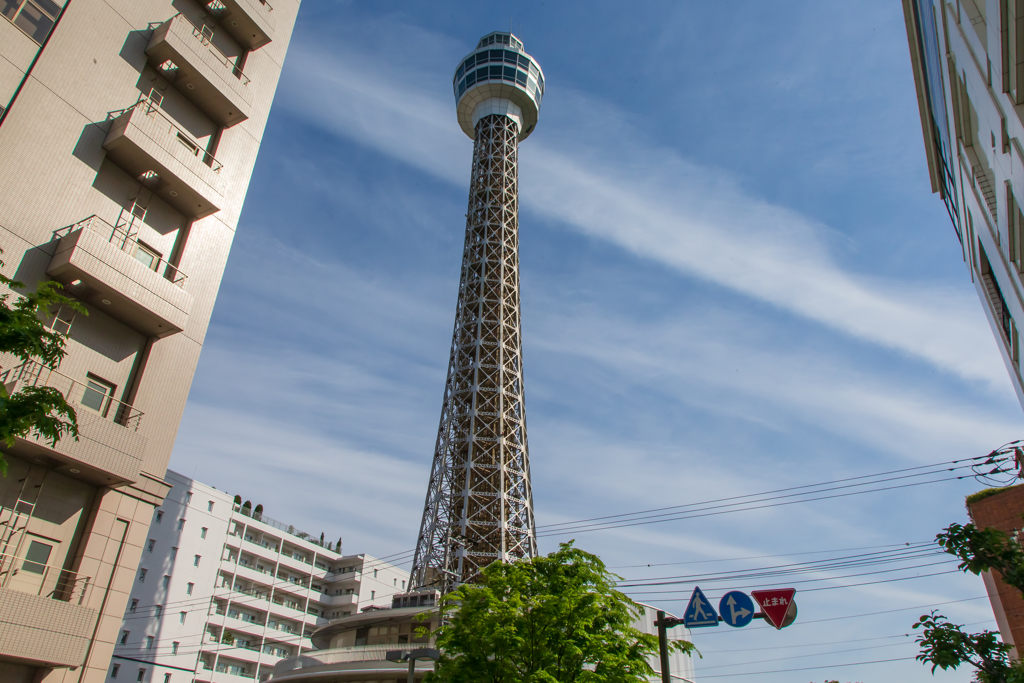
left=411, top=112, right=537, bottom=593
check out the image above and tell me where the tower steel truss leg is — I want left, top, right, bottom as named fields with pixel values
left=410, top=114, right=537, bottom=593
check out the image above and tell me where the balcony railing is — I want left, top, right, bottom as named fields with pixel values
left=206, top=0, right=276, bottom=50
left=0, top=551, right=92, bottom=605
left=103, top=96, right=226, bottom=218
left=58, top=215, right=187, bottom=287
left=114, top=96, right=225, bottom=175
left=233, top=505, right=314, bottom=542
left=1, top=362, right=143, bottom=431
left=167, top=12, right=252, bottom=86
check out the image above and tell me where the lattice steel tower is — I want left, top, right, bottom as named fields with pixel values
left=410, top=31, right=546, bottom=593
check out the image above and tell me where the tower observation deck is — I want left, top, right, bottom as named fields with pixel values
left=410, top=31, right=545, bottom=594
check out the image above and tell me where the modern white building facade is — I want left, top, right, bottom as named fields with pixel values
left=270, top=599, right=695, bottom=683
left=903, top=0, right=1024, bottom=409
left=107, top=471, right=408, bottom=683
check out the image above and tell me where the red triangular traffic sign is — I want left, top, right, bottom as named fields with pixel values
left=750, top=588, right=796, bottom=629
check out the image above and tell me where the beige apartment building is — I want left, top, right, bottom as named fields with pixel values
left=0, top=0, right=300, bottom=681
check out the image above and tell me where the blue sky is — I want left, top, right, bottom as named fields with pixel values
left=170, top=1, right=1024, bottom=680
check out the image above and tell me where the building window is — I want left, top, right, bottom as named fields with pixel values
left=208, top=501, right=214, bottom=512
left=187, top=582, right=194, bottom=595
left=1, top=0, right=64, bottom=44
left=184, top=491, right=193, bottom=505
left=1009, top=188, right=1024, bottom=273
left=156, top=510, right=163, bottom=524
left=154, top=605, right=163, bottom=617
left=138, top=569, right=147, bottom=582
left=172, top=641, right=179, bottom=655
left=148, top=539, right=156, bottom=552
left=81, top=374, right=115, bottom=416
left=371, top=590, right=375, bottom=599
left=178, top=519, right=185, bottom=531
left=130, top=599, right=139, bottom=612
left=137, top=669, right=145, bottom=683
left=194, top=555, right=201, bottom=567
left=170, top=547, right=177, bottom=561
left=201, top=527, right=208, bottom=539
left=120, top=630, right=129, bottom=644
left=111, top=663, right=120, bottom=678
left=180, top=611, right=187, bottom=624
left=131, top=241, right=161, bottom=271
left=164, top=675, right=172, bottom=683
left=373, top=569, right=377, bottom=578
left=402, top=580, right=405, bottom=589
left=22, top=540, right=51, bottom=574
left=146, top=636, right=154, bottom=650
left=393, top=578, right=396, bottom=586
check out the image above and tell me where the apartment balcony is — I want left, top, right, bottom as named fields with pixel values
left=268, top=598, right=307, bottom=622
left=323, top=592, right=358, bottom=608
left=147, top=14, right=253, bottom=127
left=0, top=362, right=146, bottom=485
left=47, top=216, right=192, bottom=338
left=0, top=552, right=98, bottom=668
left=242, top=536, right=279, bottom=555
left=210, top=642, right=263, bottom=664
left=207, top=0, right=275, bottom=50
left=276, top=552, right=314, bottom=576
left=221, top=613, right=269, bottom=639
left=103, top=100, right=226, bottom=219
left=232, top=562, right=276, bottom=586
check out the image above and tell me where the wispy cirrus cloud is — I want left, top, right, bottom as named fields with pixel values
left=274, top=29, right=1005, bottom=390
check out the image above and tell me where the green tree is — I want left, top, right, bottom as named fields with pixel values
left=0, top=264, right=85, bottom=475
left=914, top=521, right=1024, bottom=682
left=427, top=541, right=698, bottom=683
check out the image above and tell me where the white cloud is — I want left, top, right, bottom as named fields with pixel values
left=275, top=35, right=1009, bottom=391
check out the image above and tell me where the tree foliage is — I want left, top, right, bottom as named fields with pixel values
left=914, top=521, right=1024, bottom=683
left=427, top=542, right=698, bottom=683
left=0, top=264, right=85, bottom=474
left=937, top=522, right=1024, bottom=592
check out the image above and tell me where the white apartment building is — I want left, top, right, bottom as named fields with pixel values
left=107, top=471, right=408, bottom=683
left=904, top=0, right=1024, bottom=409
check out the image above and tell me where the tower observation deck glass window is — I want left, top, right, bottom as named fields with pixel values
left=453, top=48, right=542, bottom=105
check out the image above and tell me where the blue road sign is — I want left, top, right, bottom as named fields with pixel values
left=719, top=591, right=755, bottom=628
left=683, top=586, right=719, bottom=628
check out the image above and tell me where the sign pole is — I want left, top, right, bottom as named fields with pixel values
left=657, top=610, right=671, bottom=683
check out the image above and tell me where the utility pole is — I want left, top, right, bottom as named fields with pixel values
left=655, top=610, right=684, bottom=683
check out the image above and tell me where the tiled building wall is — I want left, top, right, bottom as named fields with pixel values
left=0, top=0, right=301, bottom=680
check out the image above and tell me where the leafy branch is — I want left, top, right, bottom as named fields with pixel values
left=914, top=520, right=1024, bottom=683
left=0, top=258, right=86, bottom=475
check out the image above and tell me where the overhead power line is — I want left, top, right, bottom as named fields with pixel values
left=344, top=452, right=1016, bottom=571
left=696, top=656, right=914, bottom=679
